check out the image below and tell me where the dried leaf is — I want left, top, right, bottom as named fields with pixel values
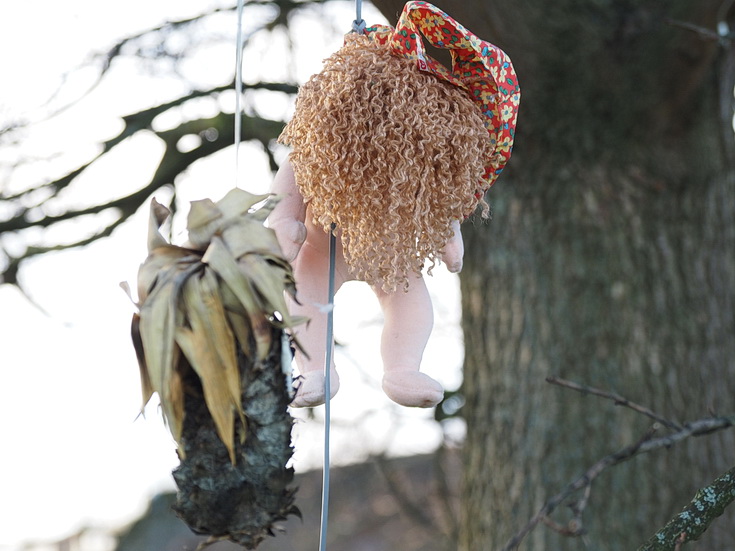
left=137, top=246, right=195, bottom=304
left=138, top=274, right=178, bottom=400
left=185, top=269, right=241, bottom=409
left=202, top=237, right=261, bottom=319
left=164, top=358, right=186, bottom=451
left=216, top=187, right=270, bottom=219
left=136, top=254, right=199, bottom=438
left=131, top=192, right=303, bottom=465
left=130, top=313, right=153, bottom=409
left=147, top=199, right=171, bottom=252
left=176, top=326, right=239, bottom=463
left=220, top=284, right=253, bottom=357
left=221, top=219, right=283, bottom=259
left=186, top=199, right=223, bottom=248
left=238, top=254, right=296, bottom=327
left=176, top=268, right=244, bottom=463
left=203, top=237, right=273, bottom=360
left=187, top=198, right=221, bottom=229
left=246, top=195, right=280, bottom=222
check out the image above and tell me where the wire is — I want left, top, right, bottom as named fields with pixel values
left=320, top=0, right=365, bottom=546
left=318, top=224, right=337, bottom=551
left=352, top=0, right=366, bottom=34
left=234, top=0, right=246, bottom=188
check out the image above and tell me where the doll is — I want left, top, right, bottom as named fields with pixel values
left=268, top=1, right=520, bottom=408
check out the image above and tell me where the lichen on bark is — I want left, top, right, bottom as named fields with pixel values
left=638, top=465, right=735, bottom=550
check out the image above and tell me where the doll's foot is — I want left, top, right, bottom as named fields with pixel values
left=382, top=370, right=444, bottom=408
left=291, top=370, right=340, bottom=408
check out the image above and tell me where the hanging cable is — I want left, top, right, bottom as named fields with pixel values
left=318, top=224, right=337, bottom=551
left=234, top=0, right=246, bottom=188
left=352, top=0, right=366, bottom=34
left=320, top=3, right=365, bottom=549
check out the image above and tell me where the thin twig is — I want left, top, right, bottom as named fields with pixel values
left=540, top=514, right=585, bottom=537
left=546, top=376, right=683, bottom=430
left=665, top=18, right=721, bottom=41
left=572, top=479, right=592, bottom=518
left=565, top=479, right=593, bottom=537
left=501, top=416, right=735, bottom=551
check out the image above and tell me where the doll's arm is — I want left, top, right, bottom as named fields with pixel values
left=441, top=219, right=464, bottom=273
left=268, top=157, right=307, bottom=262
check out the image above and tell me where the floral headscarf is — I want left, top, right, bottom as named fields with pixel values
left=364, top=1, right=520, bottom=191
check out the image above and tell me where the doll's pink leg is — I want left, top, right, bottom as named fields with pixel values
left=288, top=225, right=351, bottom=408
left=375, top=277, right=444, bottom=408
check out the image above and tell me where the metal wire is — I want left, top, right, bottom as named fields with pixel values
left=234, top=0, right=246, bottom=188
left=318, top=225, right=337, bottom=551
left=319, top=0, right=365, bottom=546
left=352, top=0, right=366, bottom=34
left=232, top=2, right=339, bottom=550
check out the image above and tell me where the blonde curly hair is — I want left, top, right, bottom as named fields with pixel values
left=280, top=34, right=492, bottom=292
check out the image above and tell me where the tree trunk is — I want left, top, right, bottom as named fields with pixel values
left=370, top=1, right=735, bottom=549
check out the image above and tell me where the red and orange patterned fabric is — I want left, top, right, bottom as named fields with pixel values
left=364, top=1, right=520, bottom=190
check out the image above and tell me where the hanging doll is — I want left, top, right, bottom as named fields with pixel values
left=268, top=1, right=520, bottom=408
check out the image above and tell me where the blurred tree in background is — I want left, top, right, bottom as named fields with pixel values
left=2, top=1, right=735, bottom=550
left=0, top=1, right=311, bottom=283
left=371, top=1, right=735, bottom=549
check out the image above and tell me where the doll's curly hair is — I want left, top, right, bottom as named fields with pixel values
left=280, top=33, right=492, bottom=292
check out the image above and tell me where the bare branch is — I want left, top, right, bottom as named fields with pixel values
left=540, top=514, right=585, bottom=538
left=546, top=376, right=683, bottom=430
left=1, top=110, right=285, bottom=229
left=0, top=111, right=286, bottom=285
left=501, top=415, right=735, bottom=551
left=35, top=3, right=291, bottom=122
left=665, top=18, right=721, bottom=41
left=1, top=213, right=126, bottom=287
left=1, top=81, right=295, bottom=203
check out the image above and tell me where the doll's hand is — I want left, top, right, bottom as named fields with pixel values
left=270, top=218, right=307, bottom=262
left=441, top=219, right=464, bottom=273
left=268, top=158, right=308, bottom=262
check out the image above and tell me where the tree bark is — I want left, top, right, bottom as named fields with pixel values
left=369, top=1, right=735, bottom=549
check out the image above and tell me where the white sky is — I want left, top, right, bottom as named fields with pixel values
left=0, top=2, right=465, bottom=549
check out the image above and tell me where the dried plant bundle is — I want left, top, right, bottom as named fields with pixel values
left=126, top=188, right=302, bottom=548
